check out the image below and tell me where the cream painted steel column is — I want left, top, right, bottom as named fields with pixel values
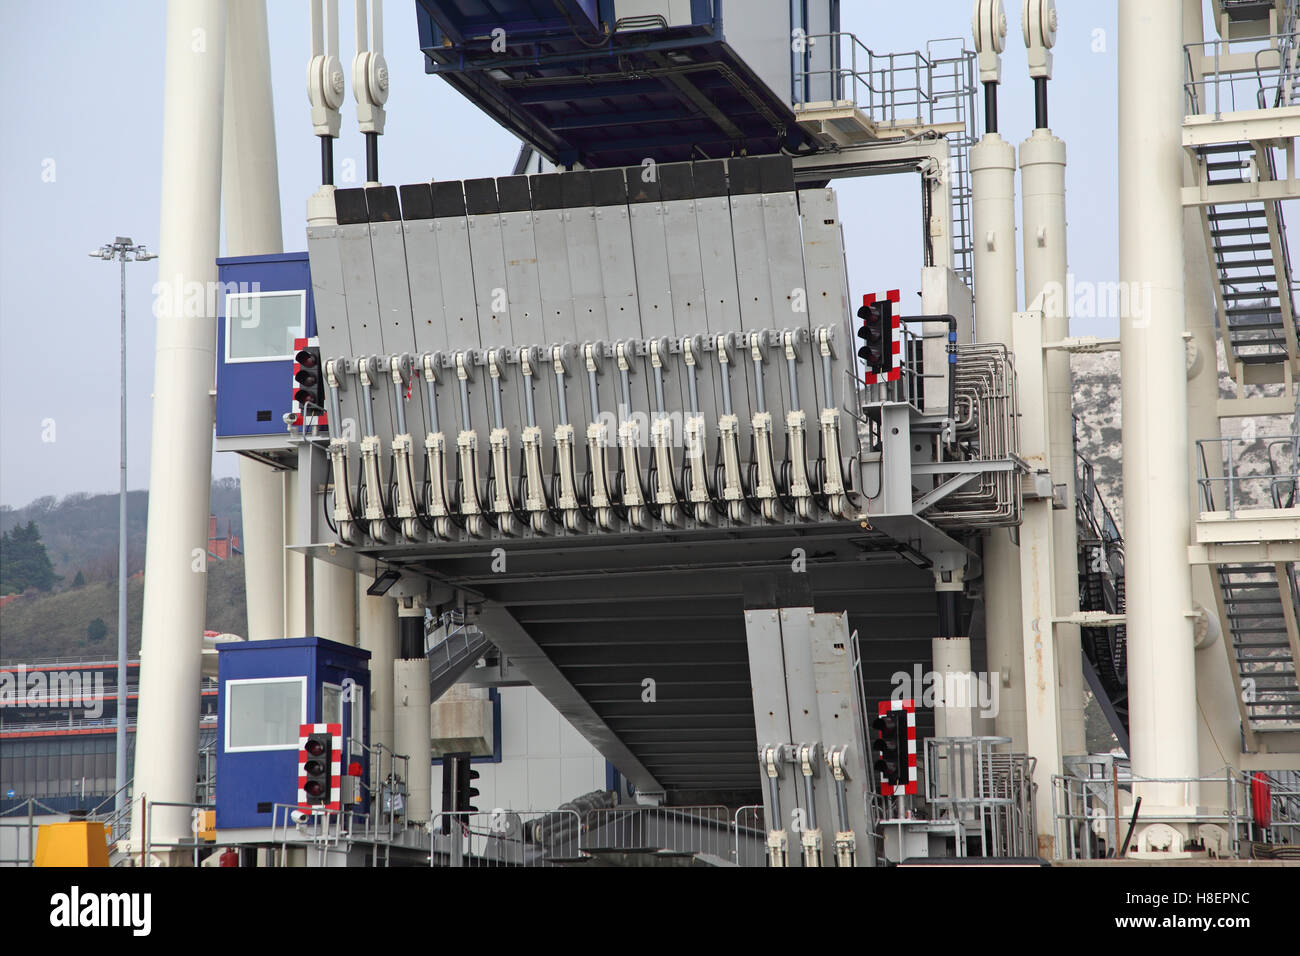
left=971, top=132, right=1028, bottom=751
left=393, top=658, right=432, bottom=823
left=1118, top=0, right=1200, bottom=810
left=1013, top=309, right=1063, bottom=856
left=1020, top=129, right=1085, bottom=757
left=222, top=0, right=287, bottom=643
left=130, top=0, right=227, bottom=861
left=359, top=576, right=399, bottom=754
left=1183, top=0, right=1245, bottom=786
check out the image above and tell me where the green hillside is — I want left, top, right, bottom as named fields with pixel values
left=0, top=555, right=248, bottom=662
left=0, top=478, right=243, bottom=584
left=0, top=479, right=248, bottom=661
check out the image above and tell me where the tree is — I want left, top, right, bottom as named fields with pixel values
left=72, top=570, right=86, bottom=588
left=86, top=618, right=108, bottom=643
left=0, top=521, right=61, bottom=594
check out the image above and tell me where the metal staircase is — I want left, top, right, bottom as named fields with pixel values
left=1075, top=447, right=1129, bottom=747
left=1218, top=563, right=1300, bottom=732
left=1195, top=141, right=1299, bottom=378
left=427, top=612, right=493, bottom=702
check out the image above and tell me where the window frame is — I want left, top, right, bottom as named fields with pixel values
left=223, top=289, right=307, bottom=365
left=223, top=676, right=308, bottom=753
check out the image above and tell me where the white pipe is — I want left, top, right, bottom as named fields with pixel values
left=222, top=0, right=286, bottom=643
left=971, top=132, right=1027, bottom=751
left=130, top=0, right=227, bottom=862
left=358, top=575, right=399, bottom=754
left=1020, top=128, right=1085, bottom=757
left=1119, top=0, right=1199, bottom=809
left=393, top=657, right=432, bottom=823
left=1183, top=0, right=1244, bottom=789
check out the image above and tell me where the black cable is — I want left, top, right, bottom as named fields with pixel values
left=553, top=0, right=608, bottom=49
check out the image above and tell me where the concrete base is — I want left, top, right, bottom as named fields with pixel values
left=432, top=684, right=495, bottom=756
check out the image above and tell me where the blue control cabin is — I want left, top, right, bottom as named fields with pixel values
left=214, top=252, right=318, bottom=461
left=215, top=637, right=371, bottom=830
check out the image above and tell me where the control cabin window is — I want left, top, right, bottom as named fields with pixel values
left=225, top=290, right=306, bottom=364
left=225, top=676, right=306, bottom=752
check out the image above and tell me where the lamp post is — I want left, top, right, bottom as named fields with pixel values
left=89, top=238, right=156, bottom=813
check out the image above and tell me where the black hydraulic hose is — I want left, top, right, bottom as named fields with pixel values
left=320, top=135, right=334, bottom=186
left=983, top=81, right=998, bottom=135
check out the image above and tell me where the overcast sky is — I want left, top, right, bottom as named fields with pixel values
left=0, top=0, right=1125, bottom=508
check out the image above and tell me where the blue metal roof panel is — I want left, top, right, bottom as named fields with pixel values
left=419, top=35, right=807, bottom=168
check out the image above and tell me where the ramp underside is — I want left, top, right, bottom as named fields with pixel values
left=382, top=527, right=971, bottom=799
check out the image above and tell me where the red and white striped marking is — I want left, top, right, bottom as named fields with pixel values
left=862, top=289, right=902, bottom=385
left=877, top=698, right=917, bottom=796
left=297, top=721, right=342, bottom=813
left=292, top=336, right=330, bottom=428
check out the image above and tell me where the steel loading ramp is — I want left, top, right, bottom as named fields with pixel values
left=394, top=527, right=963, bottom=803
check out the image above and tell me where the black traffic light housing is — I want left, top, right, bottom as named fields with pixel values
left=872, top=712, right=908, bottom=787
left=294, top=345, right=325, bottom=411
left=857, top=296, right=893, bottom=375
left=440, top=752, right=480, bottom=834
left=301, top=731, right=332, bottom=806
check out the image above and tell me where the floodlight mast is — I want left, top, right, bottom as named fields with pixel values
left=89, top=237, right=155, bottom=815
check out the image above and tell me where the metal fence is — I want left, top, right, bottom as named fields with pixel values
left=432, top=809, right=582, bottom=867
left=580, top=805, right=733, bottom=863
left=1051, top=768, right=1251, bottom=860
left=924, top=737, right=1036, bottom=858
left=1197, top=434, right=1300, bottom=514
left=1185, top=28, right=1300, bottom=118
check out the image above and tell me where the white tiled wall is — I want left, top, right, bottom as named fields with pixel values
left=469, top=686, right=608, bottom=812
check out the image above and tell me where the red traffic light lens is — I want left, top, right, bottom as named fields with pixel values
left=296, top=349, right=320, bottom=369
left=304, top=780, right=325, bottom=798
left=305, top=738, right=326, bottom=757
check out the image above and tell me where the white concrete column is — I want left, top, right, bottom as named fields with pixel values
left=314, top=562, right=358, bottom=645
left=221, top=0, right=286, bottom=643
left=1183, top=0, right=1244, bottom=790
left=1020, top=128, right=1086, bottom=757
left=393, top=658, right=432, bottom=824
left=971, top=132, right=1028, bottom=751
left=1118, top=0, right=1200, bottom=810
left=359, top=576, right=399, bottom=754
left=283, top=469, right=311, bottom=637
left=932, top=637, right=975, bottom=737
left=235, top=462, right=284, bottom=639
left=130, top=0, right=227, bottom=861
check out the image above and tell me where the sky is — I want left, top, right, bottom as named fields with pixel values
left=0, top=0, right=1124, bottom=508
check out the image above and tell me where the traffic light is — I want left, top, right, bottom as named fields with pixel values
left=298, top=725, right=340, bottom=811
left=440, top=752, right=480, bottom=834
left=856, top=295, right=892, bottom=374
left=294, top=343, right=325, bottom=411
left=872, top=712, right=902, bottom=783
left=872, top=700, right=916, bottom=795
